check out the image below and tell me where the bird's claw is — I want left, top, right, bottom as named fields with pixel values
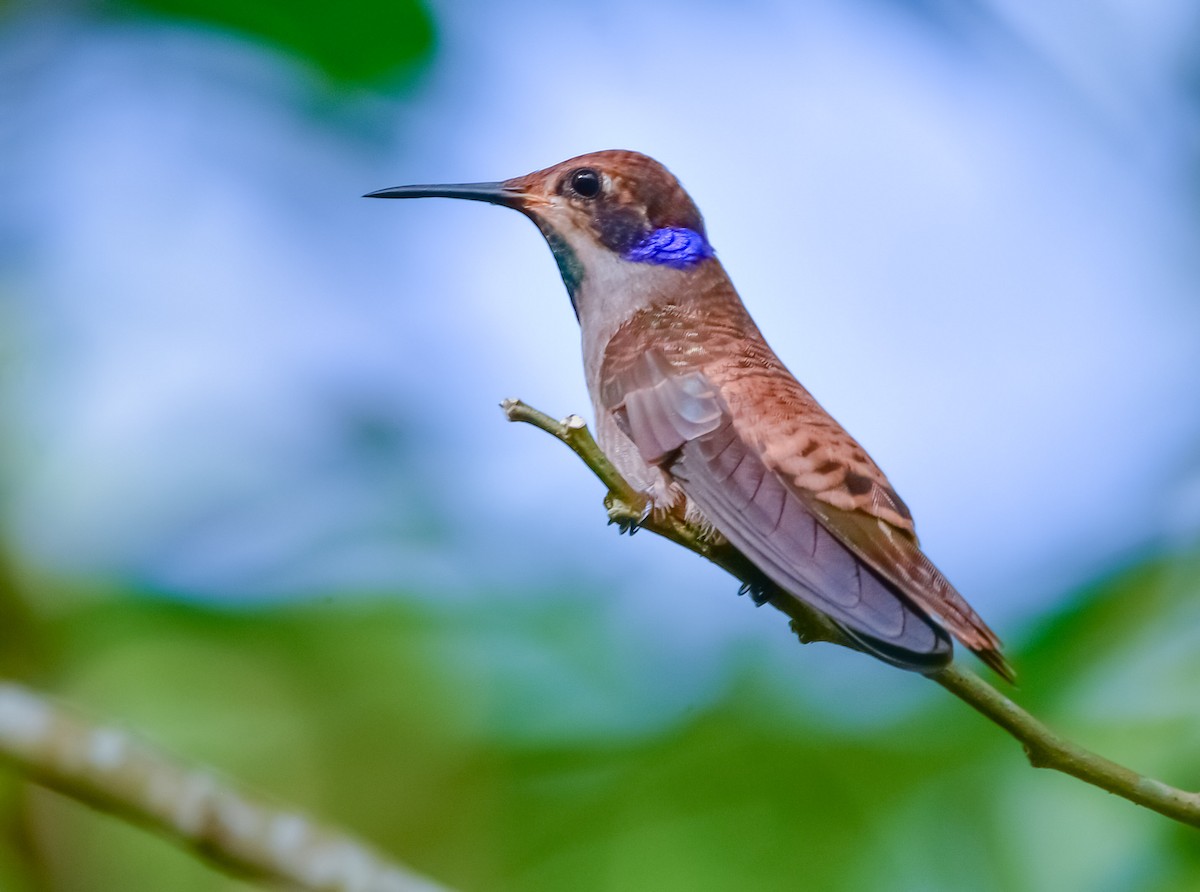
left=738, top=578, right=773, bottom=607
left=605, top=493, right=650, bottom=536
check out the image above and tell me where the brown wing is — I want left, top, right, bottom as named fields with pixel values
left=796, top=498, right=1012, bottom=681
left=606, top=350, right=955, bottom=672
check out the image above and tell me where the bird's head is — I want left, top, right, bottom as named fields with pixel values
left=366, top=150, right=716, bottom=311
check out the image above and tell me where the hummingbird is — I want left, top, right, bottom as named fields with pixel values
left=366, top=150, right=1012, bottom=681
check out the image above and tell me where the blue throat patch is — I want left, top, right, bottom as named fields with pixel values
left=623, top=227, right=714, bottom=269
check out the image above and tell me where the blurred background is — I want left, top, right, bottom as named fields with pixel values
left=2, top=0, right=1200, bottom=888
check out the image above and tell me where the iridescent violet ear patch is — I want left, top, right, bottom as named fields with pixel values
left=624, top=227, right=715, bottom=269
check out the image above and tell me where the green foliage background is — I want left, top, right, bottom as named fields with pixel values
left=101, top=0, right=435, bottom=85
left=0, top=549, right=1197, bottom=890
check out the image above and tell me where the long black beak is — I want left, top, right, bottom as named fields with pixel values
left=363, top=181, right=526, bottom=210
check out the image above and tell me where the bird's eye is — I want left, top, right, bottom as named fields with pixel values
left=569, top=168, right=602, bottom=199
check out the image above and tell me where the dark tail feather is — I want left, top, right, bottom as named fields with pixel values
left=837, top=620, right=953, bottom=675
left=841, top=615, right=1016, bottom=683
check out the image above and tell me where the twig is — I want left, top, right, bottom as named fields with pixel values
left=932, top=665, right=1200, bottom=826
left=501, top=398, right=1200, bottom=829
left=499, top=402, right=848, bottom=649
left=0, top=683, right=453, bottom=892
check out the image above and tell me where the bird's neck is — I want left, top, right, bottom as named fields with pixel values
left=575, top=254, right=739, bottom=400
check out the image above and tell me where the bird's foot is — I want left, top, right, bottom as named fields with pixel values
left=605, top=493, right=651, bottom=536
left=737, top=578, right=774, bottom=607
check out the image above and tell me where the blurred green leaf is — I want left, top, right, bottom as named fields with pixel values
left=4, top=544, right=1198, bottom=890
left=102, top=0, right=436, bottom=85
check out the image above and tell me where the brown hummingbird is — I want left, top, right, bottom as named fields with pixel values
left=366, top=150, right=1012, bottom=680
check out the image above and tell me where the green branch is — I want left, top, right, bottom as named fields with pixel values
left=501, top=398, right=1200, bottom=830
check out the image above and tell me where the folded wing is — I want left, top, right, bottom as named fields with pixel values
left=606, top=349, right=1011, bottom=679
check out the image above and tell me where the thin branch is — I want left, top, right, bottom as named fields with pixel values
left=932, top=665, right=1200, bottom=826
left=501, top=398, right=1200, bottom=830
left=0, top=683, right=454, bottom=892
left=500, top=402, right=847, bottom=649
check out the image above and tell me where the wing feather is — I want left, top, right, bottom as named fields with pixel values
left=612, top=352, right=955, bottom=670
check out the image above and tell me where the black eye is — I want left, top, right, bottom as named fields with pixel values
left=569, top=168, right=602, bottom=199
